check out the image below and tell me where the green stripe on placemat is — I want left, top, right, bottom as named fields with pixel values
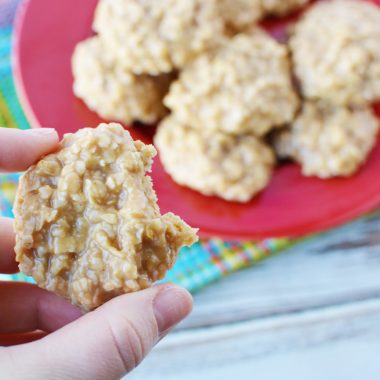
left=0, top=25, right=29, bottom=130
left=0, top=76, right=30, bottom=129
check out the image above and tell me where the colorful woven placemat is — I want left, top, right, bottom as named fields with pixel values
left=0, top=0, right=292, bottom=292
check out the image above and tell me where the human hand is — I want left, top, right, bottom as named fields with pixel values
left=0, top=127, right=193, bottom=379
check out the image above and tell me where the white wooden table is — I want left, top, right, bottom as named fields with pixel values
left=128, top=212, right=380, bottom=380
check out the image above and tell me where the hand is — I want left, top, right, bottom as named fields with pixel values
left=0, top=127, right=193, bottom=379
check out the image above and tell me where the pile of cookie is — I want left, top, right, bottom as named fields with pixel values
left=275, top=0, right=380, bottom=180
left=72, top=0, right=380, bottom=203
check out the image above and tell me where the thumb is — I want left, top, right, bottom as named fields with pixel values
left=0, top=127, right=59, bottom=172
left=2, top=285, right=192, bottom=380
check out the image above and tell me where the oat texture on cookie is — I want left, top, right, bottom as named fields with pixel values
left=219, top=0, right=309, bottom=31
left=93, top=0, right=224, bottom=75
left=155, top=116, right=275, bottom=202
left=261, top=0, right=309, bottom=17
left=72, top=37, right=172, bottom=125
left=13, top=124, right=198, bottom=311
left=290, top=0, right=380, bottom=106
left=273, top=101, right=380, bottom=178
left=164, top=29, right=299, bottom=137
left=219, top=0, right=262, bottom=31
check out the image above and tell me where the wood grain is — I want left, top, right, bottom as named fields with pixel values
left=130, top=299, right=380, bottom=380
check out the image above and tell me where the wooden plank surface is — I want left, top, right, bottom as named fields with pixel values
left=128, top=212, right=380, bottom=379
left=130, top=299, right=380, bottom=380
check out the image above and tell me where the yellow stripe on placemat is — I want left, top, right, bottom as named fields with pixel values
left=0, top=90, right=17, bottom=128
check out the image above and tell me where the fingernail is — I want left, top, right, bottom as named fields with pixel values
left=153, top=285, right=193, bottom=336
left=25, top=128, right=57, bottom=136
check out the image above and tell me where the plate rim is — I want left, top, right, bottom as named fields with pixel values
left=13, top=0, right=41, bottom=130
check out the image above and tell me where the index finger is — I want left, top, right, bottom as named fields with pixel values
left=0, top=128, right=59, bottom=172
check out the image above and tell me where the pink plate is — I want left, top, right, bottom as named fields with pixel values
left=13, top=0, right=380, bottom=239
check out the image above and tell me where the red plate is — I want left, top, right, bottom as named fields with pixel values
left=13, top=0, right=380, bottom=239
